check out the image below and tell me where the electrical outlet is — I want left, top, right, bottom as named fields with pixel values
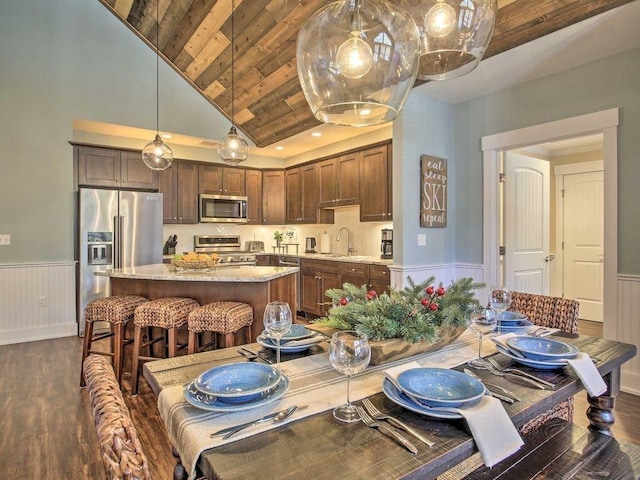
left=0, top=234, right=10, bottom=245
left=38, top=296, right=47, bottom=307
left=417, top=234, right=427, bottom=246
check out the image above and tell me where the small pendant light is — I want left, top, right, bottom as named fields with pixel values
left=296, top=0, right=421, bottom=127
left=142, top=0, right=173, bottom=171
left=217, top=0, right=249, bottom=165
left=397, top=0, right=498, bottom=81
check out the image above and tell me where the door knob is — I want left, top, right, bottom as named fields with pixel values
left=544, top=254, right=556, bottom=262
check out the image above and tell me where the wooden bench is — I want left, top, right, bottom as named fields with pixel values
left=441, top=417, right=640, bottom=479
left=83, top=354, right=152, bottom=480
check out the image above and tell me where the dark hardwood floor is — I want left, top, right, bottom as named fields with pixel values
left=0, top=320, right=636, bottom=479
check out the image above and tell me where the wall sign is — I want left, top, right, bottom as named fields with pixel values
left=420, top=155, right=447, bottom=227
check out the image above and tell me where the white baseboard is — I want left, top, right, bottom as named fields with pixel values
left=0, top=323, right=78, bottom=346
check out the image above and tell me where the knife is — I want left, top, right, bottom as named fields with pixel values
left=463, top=368, right=516, bottom=404
left=210, top=405, right=306, bottom=437
left=240, top=346, right=273, bottom=364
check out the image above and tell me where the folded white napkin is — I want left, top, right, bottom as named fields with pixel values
left=384, top=362, right=523, bottom=468
left=567, top=352, right=607, bottom=397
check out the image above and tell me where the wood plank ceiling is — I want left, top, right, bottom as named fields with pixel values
left=98, top=0, right=632, bottom=148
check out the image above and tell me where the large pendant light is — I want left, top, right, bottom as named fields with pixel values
left=397, top=0, right=497, bottom=81
left=217, top=0, right=248, bottom=165
left=296, top=0, right=421, bottom=127
left=142, top=0, right=173, bottom=170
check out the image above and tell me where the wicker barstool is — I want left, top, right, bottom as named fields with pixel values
left=187, top=302, right=254, bottom=354
left=131, top=297, right=199, bottom=395
left=83, top=354, right=152, bottom=480
left=80, top=295, right=149, bottom=388
left=509, top=291, right=580, bottom=435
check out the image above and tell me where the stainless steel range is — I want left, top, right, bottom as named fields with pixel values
left=194, top=235, right=257, bottom=266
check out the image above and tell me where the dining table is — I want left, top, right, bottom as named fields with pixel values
left=143, top=329, right=636, bottom=480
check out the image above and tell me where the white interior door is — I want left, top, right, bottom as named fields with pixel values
left=504, top=152, right=550, bottom=294
left=562, top=170, right=604, bottom=321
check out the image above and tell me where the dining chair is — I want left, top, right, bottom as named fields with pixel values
left=508, top=291, right=580, bottom=435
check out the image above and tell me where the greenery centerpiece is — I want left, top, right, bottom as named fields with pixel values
left=314, top=276, right=484, bottom=364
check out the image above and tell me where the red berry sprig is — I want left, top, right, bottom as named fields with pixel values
left=365, top=289, right=377, bottom=301
left=421, top=284, right=446, bottom=311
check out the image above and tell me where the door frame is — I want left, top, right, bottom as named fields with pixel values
left=481, top=108, right=619, bottom=339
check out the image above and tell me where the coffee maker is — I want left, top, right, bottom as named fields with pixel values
left=381, top=229, right=393, bottom=259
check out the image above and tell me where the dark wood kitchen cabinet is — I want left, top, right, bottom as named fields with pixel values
left=159, top=160, right=199, bottom=224
left=339, top=262, right=370, bottom=290
left=75, top=145, right=158, bottom=190
left=286, top=164, right=333, bottom=224
left=359, top=143, right=392, bottom=222
left=245, top=169, right=262, bottom=225
left=199, top=164, right=246, bottom=196
left=318, top=152, right=359, bottom=208
left=300, top=259, right=341, bottom=316
left=262, top=170, right=285, bottom=225
left=368, top=264, right=391, bottom=295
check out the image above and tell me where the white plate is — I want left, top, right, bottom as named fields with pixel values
left=183, top=375, right=289, bottom=412
left=495, top=344, right=568, bottom=370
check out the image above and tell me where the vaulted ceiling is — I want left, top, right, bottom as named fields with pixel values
left=98, top=0, right=633, bottom=148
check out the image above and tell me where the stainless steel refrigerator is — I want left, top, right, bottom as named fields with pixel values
left=77, top=188, right=163, bottom=335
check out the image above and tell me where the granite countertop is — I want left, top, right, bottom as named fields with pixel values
left=255, top=251, right=393, bottom=266
left=96, top=264, right=298, bottom=282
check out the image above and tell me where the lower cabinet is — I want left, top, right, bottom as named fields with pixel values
left=369, top=264, right=391, bottom=295
left=300, top=259, right=341, bottom=317
left=340, top=262, right=370, bottom=290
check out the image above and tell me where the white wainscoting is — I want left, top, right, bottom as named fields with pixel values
left=0, top=262, right=77, bottom=345
left=616, top=275, right=640, bottom=395
left=389, top=263, right=485, bottom=296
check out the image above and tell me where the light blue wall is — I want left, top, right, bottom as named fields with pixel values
left=452, top=47, right=640, bottom=274
left=393, top=90, right=456, bottom=266
left=0, top=0, right=233, bottom=263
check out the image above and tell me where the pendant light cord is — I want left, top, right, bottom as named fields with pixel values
left=156, top=0, right=160, bottom=134
left=231, top=0, right=235, bottom=129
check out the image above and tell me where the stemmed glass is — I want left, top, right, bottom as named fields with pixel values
left=489, top=285, right=512, bottom=323
left=329, top=330, right=371, bottom=423
left=466, top=305, right=497, bottom=369
left=263, top=301, right=293, bottom=372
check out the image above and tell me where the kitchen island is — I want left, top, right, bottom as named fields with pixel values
left=98, top=264, right=298, bottom=343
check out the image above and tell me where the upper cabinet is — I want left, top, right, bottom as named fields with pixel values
left=287, top=164, right=333, bottom=224
left=245, top=169, right=263, bottom=225
left=318, top=152, right=359, bottom=208
left=359, top=143, right=392, bottom=222
left=262, top=170, right=286, bottom=225
left=199, top=164, right=246, bottom=196
left=159, top=161, right=199, bottom=224
left=76, top=145, right=158, bottom=190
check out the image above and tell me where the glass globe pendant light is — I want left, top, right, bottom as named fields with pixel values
left=142, top=0, right=173, bottom=170
left=217, top=0, right=248, bottom=165
left=296, top=0, right=421, bottom=127
left=397, top=0, right=497, bottom=81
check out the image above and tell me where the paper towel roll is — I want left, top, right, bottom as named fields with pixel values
left=320, top=233, right=331, bottom=253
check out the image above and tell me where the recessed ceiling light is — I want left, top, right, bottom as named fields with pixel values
left=311, top=132, right=322, bottom=137
left=275, top=146, right=284, bottom=151
left=161, top=133, right=172, bottom=139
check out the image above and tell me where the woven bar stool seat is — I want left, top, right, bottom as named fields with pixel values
left=188, top=301, right=254, bottom=353
left=80, top=295, right=149, bottom=388
left=131, top=297, right=199, bottom=395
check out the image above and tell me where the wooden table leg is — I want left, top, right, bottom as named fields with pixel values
left=586, top=394, right=615, bottom=435
left=172, top=447, right=188, bottom=480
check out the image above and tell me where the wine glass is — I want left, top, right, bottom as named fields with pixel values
left=329, top=330, right=371, bottom=423
left=466, top=305, right=497, bottom=369
left=263, top=301, right=293, bottom=372
left=489, top=285, right=512, bottom=323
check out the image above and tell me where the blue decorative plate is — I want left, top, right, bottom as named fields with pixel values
left=193, top=362, right=281, bottom=403
left=497, top=318, right=532, bottom=334
left=184, top=375, right=289, bottom=412
left=261, top=324, right=313, bottom=341
left=499, top=311, right=529, bottom=326
left=506, top=336, right=579, bottom=361
left=257, top=334, right=315, bottom=353
left=495, top=344, right=568, bottom=370
left=396, top=368, right=485, bottom=408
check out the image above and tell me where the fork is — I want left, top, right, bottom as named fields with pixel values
left=487, top=357, right=554, bottom=388
left=355, top=406, right=418, bottom=455
left=362, top=398, right=434, bottom=447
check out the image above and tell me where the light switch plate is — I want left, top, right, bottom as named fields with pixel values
left=417, top=234, right=426, bottom=246
left=0, top=234, right=10, bottom=246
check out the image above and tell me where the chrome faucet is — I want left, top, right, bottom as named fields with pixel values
left=336, top=227, right=354, bottom=256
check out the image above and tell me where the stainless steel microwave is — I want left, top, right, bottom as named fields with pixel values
left=199, top=194, right=248, bottom=223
